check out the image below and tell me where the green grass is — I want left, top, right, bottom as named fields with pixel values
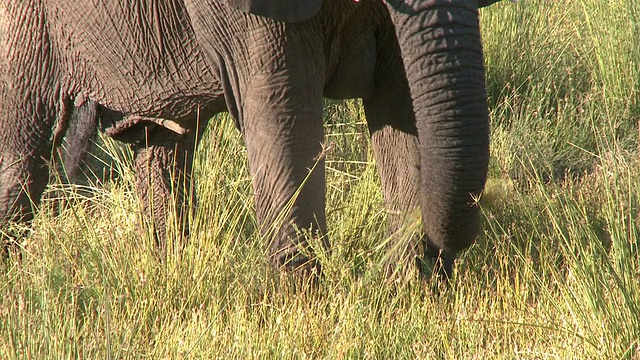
left=2, top=0, right=640, bottom=358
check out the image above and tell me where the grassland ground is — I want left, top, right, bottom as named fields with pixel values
left=1, top=0, right=640, bottom=358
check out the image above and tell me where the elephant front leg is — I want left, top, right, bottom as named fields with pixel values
left=133, top=124, right=204, bottom=254
left=364, top=74, right=423, bottom=279
left=363, top=28, right=453, bottom=280
left=186, top=3, right=328, bottom=277
left=241, top=76, right=328, bottom=277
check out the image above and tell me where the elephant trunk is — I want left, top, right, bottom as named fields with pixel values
left=385, top=0, right=490, bottom=254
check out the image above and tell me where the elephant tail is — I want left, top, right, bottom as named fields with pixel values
left=62, top=100, right=99, bottom=180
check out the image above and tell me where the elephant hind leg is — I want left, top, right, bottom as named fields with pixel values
left=0, top=95, right=64, bottom=248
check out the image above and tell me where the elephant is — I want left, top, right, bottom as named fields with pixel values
left=0, top=0, right=496, bottom=280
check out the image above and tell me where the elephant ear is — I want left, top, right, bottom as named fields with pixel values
left=217, top=0, right=322, bottom=22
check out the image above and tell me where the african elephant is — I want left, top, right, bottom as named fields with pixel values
left=0, top=0, right=495, bottom=279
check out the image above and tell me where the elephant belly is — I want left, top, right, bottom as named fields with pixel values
left=49, top=0, right=224, bottom=121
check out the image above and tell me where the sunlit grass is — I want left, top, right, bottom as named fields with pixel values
left=1, top=0, right=639, bottom=358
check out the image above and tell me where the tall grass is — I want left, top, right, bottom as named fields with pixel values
left=1, top=0, right=639, bottom=358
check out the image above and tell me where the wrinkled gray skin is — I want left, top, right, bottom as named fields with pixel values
left=0, top=0, right=494, bottom=279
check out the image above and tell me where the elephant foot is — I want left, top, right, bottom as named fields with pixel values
left=382, top=238, right=456, bottom=286
left=279, top=259, right=322, bottom=293
left=384, top=255, right=420, bottom=284
left=1, top=237, right=11, bottom=261
left=1, top=226, right=26, bottom=262
left=275, top=250, right=321, bottom=274
left=382, top=230, right=424, bottom=283
left=271, top=247, right=323, bottom=292
left=422, top=242, right=456, bottom=281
